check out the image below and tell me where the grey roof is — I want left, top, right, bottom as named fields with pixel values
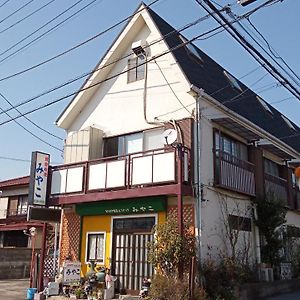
left=147, top=7, right=300, bottom=153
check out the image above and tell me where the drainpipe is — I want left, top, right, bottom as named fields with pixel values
left=190, top=85, right=203, bottom=279
left=38, top=223, right=47, bottom=291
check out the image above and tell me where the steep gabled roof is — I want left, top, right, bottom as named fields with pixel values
left=147, top=7, right=300, bottom=154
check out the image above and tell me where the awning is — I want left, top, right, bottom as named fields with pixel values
left=212, top=117, right=261, bottom=142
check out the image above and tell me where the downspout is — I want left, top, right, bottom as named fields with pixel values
left=191, top=87, right=203, bottom=278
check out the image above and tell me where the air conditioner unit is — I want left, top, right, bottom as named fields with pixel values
left=131, top=40, right=147, bottom=58
left=259, top=267, right=274, bottom=282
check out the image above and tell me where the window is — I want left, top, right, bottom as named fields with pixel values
left=179, top=35, right=203, bottom=63
left=104, top=128, right=165, bottom=157
left=281, top=115, right=296, bottom=131
left=17, top=195, right=28, bottom=215
left=215, top=131, right=248, bottom=160
left=86, top=232, right=106, bottom=263
left=228, top=214, right=252, bottom=232
left=264, top=158, right=280, bottom=177
left=257, top=96, right=273, bottom=115
left=127, top=56, right=145, bottom=83
left=223, top=70, right=243, bottom=92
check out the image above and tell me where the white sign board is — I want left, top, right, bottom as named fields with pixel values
left=63, top=262, right=81, bottom=284
left=29, top=151, right=50, bottom=206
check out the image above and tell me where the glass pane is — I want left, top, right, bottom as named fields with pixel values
left=136, top=56, right=145, bottom=80
left=96, top=235, right=104, bottom=261
left=125, top=133, right=143, bottom=154
left=127, top=58, right=136, bottom=83
left=144, top=128, right=164, bottom=151
left=215, top=132, right=220, bottom=150
left=88, top=235, right=97, bottom=260
left=223, top=137, right=231, bottom=154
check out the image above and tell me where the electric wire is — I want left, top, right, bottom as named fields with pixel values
left=0, top=0, right=35, bottom=26
left=0, top=0, right=104, bottom=65
left=0, top=0, right=56, bottom=36
left=195, top=0, right=300, bottom=101
left=0, top=1, right=281, bottom=123
left=246, top=17, right=300, bottom=84
left=0, top=93, right=63, bottom=152
left=226, top=8, right=300, bottom=88
left=0, top=24, right=232, bottom=126
left=0, top=10, right=218, bottom=116
left=0, top=92, right=63, bottom=140
left=0, top=0, right=161, bottom=83
left=0, top=0, right=11, bottom=9
left=0, top=0, right=87, bottom=59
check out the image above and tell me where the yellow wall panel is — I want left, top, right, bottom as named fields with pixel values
left=80, top=215, right=111, bottom=275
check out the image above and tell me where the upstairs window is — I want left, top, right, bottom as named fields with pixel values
left=17, top=195, right=28, bottom=215
left=264, top=158, right=280, bottom=177
left=104, top=128, right=165, bottom=157
left=127, top=56, right=145, bottom=83
left=281, top=115, right=296, bottom=131
left=257, top=96, right=273, bottom=115
left=179, top=35, right=203, bottom=63
left=215, top=131, right=248, bottom=160
left=223, top=70, right=243, bottom=92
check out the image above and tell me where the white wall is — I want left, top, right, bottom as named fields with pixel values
left=65, top=14, right=194, bottom=137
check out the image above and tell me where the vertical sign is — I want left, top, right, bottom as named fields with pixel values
left=28, top=151, right=50, bottom=206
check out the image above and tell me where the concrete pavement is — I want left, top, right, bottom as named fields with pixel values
left=0, top=278, right=30, bottom=300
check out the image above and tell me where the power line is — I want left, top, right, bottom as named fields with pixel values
left=0, top=0, right=103, bottom=65
left=0, top=1, right=279, bottom=124
left=0, top=0, right=161, bottom=82
left=0, top=0, right=87, bottom=60
left=194, top=0, right=300, bottom=101
left=0, top=92, right=63, bottom=140
left=0, top=0, right=56, bottom=36
left=0, top=0, right=12, bottom=9
left=225, top=8, right=300, bottom=88
left=0, top=23, right=230, bottom=126
left=0, top=155, right=61, bottom=164
left=246, top=17, right=300, bottom=84
left=0, top=93, right=63, bottom=152
left=0, top=10, right=216, bottom=116
left=0, top=0, right=35, bottom=25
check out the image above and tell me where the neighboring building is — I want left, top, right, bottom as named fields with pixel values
left=0, top=176, right=44, bottom=248
left=47, top=3, right=300, bottom=292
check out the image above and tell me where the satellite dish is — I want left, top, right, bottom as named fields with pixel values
left=162, top=129, right=177, bottom=145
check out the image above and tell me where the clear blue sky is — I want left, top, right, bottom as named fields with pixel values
left=0, top=0, right=299, bottom=181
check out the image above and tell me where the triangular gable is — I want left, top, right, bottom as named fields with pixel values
left=56, top=3, right=191, bottom=129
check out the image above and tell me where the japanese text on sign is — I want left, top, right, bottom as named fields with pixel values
left=63, top=262, right=81, bottom=283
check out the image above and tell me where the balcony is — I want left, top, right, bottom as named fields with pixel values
left=264, top=173, right=288, bottom=203
left=214, top=149, right=256, bottom=196
left=49, top=147, right=191, bottom=205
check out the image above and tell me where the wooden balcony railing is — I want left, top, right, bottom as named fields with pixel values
left=264, top=173, right=288, bottom=203
left=50, top=147, right=190, bottom=197
left=214, top=149, right=256, bottom=196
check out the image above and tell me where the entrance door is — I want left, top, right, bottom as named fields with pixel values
left=112, top=217, right=155, bottom=292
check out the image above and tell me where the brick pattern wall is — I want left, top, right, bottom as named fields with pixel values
left=167, top=204, right=195, bottom=226
left=59, top=210, right=80, bottom=265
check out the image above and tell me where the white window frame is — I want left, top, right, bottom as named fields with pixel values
left=85, top=231, right=106, bottom=264
left=223, top=70, right=243, bottom=92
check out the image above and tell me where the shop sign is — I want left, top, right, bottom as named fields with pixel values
left=63, top=261, right=81, bottom=284
left=28, top=151, right=50, bottom=206
left=76, top=197, right=166, bottom=216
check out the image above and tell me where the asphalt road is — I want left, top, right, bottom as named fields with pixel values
left=1, top=278, right=300, bottom=300
left=0, top=279, right=30, bottom=300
